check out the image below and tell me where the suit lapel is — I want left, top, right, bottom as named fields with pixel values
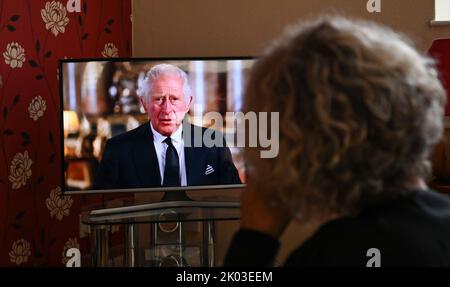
left=184, top=124, right=194, bottom=185
left=132, top=123, right=161, bottom=187
left=184, top=146, right=193, bottom=185
left=184, top=124, right=205, bottom=186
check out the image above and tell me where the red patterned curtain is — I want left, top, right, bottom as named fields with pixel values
left=0, top=0, right=132, bottom=266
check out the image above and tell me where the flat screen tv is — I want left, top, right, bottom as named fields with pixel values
left=59, top=57, right=254, bottom=195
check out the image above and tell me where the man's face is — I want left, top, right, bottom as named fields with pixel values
left=141, top=74, right=192, bottom=136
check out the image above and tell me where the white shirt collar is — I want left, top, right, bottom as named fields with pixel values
left=150, top=122, right=183, bottom=144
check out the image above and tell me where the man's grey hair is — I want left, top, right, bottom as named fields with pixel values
left=137, top=63, right=192, bottom=103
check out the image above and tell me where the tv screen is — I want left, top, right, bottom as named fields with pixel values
left=59, top=57, right=254, bottom=193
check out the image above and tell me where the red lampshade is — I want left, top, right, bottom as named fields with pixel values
left=429, top=38, right=450, bottom=116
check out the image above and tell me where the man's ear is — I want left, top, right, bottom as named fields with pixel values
left=139, top=96, right=148, bottom=113
left=185, top=96, right=193, bottom=112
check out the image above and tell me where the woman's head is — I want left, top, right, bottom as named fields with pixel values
left=245, top=16, right=446, bottom=219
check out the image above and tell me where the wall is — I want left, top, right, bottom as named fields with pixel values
left=0, top=0, right=131, bottom=266
left=133, top=0, right=450, bottom=57
left=132, top=0, right=450, bottom=265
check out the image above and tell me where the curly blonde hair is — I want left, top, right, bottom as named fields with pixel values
left=245, top=16, right=446, bottom=220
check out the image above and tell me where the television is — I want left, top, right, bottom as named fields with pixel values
left=58, top=57, right=255, bottom=196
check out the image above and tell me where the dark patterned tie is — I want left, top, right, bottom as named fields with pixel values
left=162, top=137, right=180, bottom=186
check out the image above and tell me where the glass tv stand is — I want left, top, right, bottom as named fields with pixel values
left=79, top=184, right=243, bottom=267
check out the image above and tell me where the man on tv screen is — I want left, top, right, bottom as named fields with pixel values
left=93, top=63, right=242, bottom=189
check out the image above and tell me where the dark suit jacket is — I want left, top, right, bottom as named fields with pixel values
left=93, top=122, right=242, bottom=189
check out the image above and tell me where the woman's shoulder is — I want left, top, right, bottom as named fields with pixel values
left=285, top=189, right=450, bottom=266
left=414, top=189, right=450, bottom=215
